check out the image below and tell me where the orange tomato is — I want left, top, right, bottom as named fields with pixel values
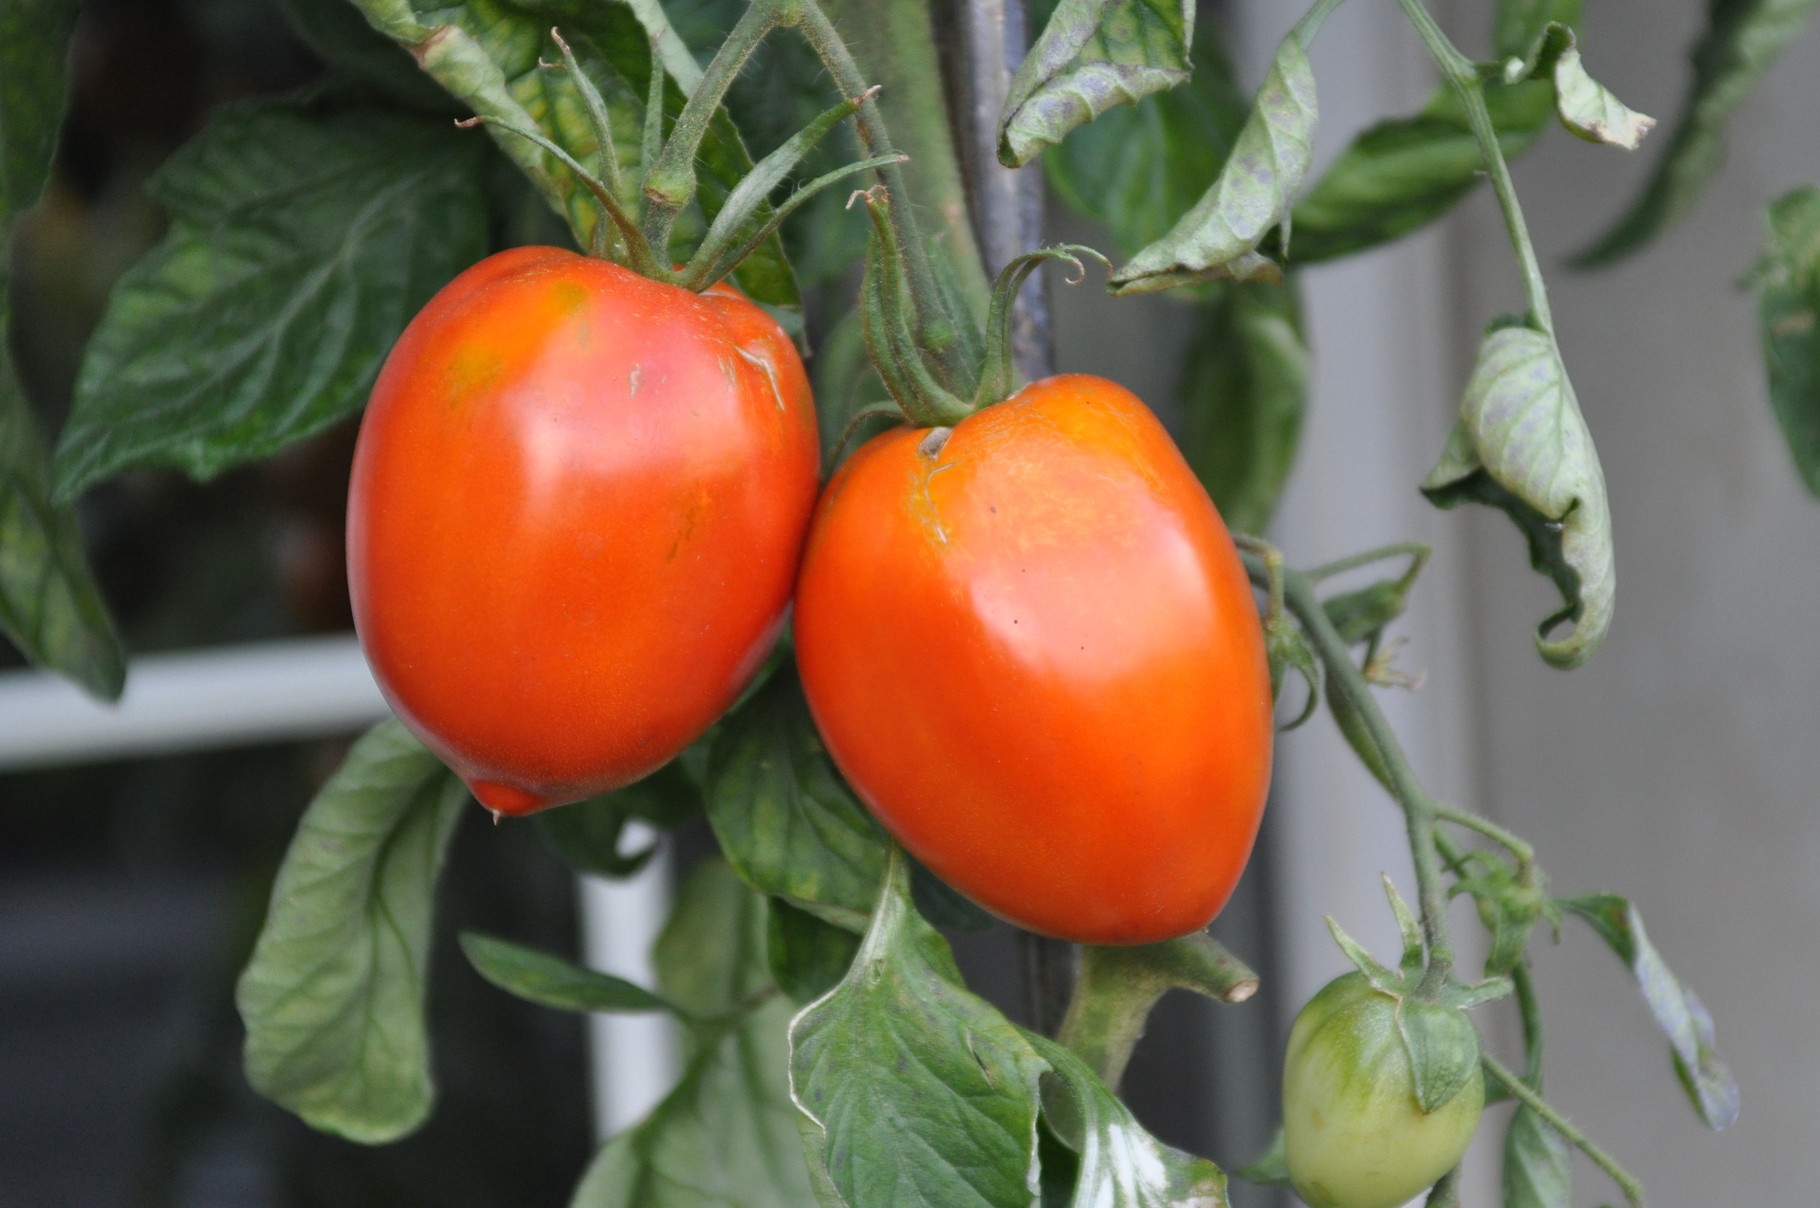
left=793, top=375, right=1271, bottom=944
left=348, top=247, right=818, bottom=816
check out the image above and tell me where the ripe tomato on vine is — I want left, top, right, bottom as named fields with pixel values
left=347, top=247, right=818, bottom=816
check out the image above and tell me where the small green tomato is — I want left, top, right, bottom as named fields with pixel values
left=1282, top=972, right=1483, bottom=1208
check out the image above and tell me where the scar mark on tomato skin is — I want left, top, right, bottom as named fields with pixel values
left=917, top=461, right=959, bottom=545
left=733, top=345, right=786, bottom=410
left=628, top=364, right=642, bottom=398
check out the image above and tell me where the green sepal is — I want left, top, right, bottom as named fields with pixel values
left=1396, top=997, right=1483, bottom=1115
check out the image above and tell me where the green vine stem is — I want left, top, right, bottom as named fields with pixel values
left=1390, top=0, right=1554, bottom=335
left=1248, top=551, right=1458, bottom=990
left=1304, top=541, right=1429, bottom=587
left=1483, top=1053, right=1645, bottom=1207
left=1055, top=934, right=1259, bottom=1088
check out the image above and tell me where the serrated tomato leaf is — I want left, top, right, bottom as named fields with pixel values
left=236, top=720, right=468, bottom=1144
left=1503, top=1104, right=1573, bottom=1208
left=1751, top=185, right=1820, bottom=498
left=53, top=98, right=490, bottom=499
left=1110, top=31, right=1315, bottom=292
left=1180, top=280, right=1306, bottom=534
left=706, top=665, right=886, bottom=929
left=1000, top=0, right=1195, bottom=168
left=1042, top=13, right=1246, bottom=258
left=790, top=851, right=1048, bottom=1208
left=0, top=314, right=125, bottom=700
left=572, top=859, right=815, bottom=1208
left=1288, top=80, right=1555, bottom=265
left=1575, top=0, right=1820, bottom=266
left=1029, top=1033, right=1230, bottom=1207
left=1559, top=893, right=1740, bottom=1130
left=459, top=931, right=684, bottom=1016
left=1421, top=325, right=1614, bottom=668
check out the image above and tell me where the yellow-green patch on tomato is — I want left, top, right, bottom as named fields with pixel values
left=1283, top=972, right=1483, bottom=1208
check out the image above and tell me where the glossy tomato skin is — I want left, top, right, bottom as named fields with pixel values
left=793, top=374, right=1272, bottom=944
left=1283, top=973, right=1484, bottom=1208
left=348, top=247, right=818, bottom=816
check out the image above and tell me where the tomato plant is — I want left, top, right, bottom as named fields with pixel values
left=4, top=0, right=1790, bottom=1202
left=348, top=247, right=818, bottom=816
left=795, top=373, right=1271, bottom=943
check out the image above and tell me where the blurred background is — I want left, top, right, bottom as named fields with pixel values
left=3, top=0, right=1816, bottom=1204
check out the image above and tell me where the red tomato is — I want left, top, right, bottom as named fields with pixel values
left=793, top=375, right=1272, bottom=944
left=348, top=247, right=818, bottom=816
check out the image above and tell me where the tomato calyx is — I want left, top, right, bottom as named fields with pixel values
left=452, top=13, right=898, bottom=295
left=1325, top=876, right=1511, bottom=1116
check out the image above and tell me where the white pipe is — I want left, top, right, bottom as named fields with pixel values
left=0, top=634, right=390, bottom=771
left=578, top=835, right=680, bottom=1138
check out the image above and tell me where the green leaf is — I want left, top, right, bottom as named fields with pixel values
left=656, top=858, right=775, bottom=1022
left=1545, top=31, right=1656, bottom=150
left=1326, top=681, right=1396, bottom=794
left=790, top=851, right=1049, bottom=1208
left=909, top=855, right=996, bottom=933
left=0, top=0, right=79, bottom=228
left=705, top=665, right=887, bottom=929
left=52, top=98, right=490, bottom=499
left=1042, top=12, right=1247, bottom=257
left=459, top=931, right=683, bottom=1015
left=345, top=0, right=796, bottom=305
left=1751, top=185, right=1820, bottom=498
left=1502, top=1105, right=1573, bottom=1208
left=1575, top=0, right=1820, bottom=266
left=572, top=860, right=816, bottom=1208
left=1179, top=280, right=1306, bottom=534
left=1110, top=31, right=1316, bottom=293
left=1323, top=578, right=1412, bottom=647
left=1495, top=0, right=1583, bottom=62
left=236, top=719, right=468, bottom=1144
left=1559, top=894, right=1740, bottom=1130
left=1027, top=1033, right=1231, bottom=1207
left=999, top=0, right=1195, bottom=168
left=0, top=309, right=125, bottom=700
left=1287, top=80, right=1555, bottom=266
left=767, top=896, right=862, bottom=1005
left=1421, top=324, right=1614, bottom=669
left=1395, top=999, right=1482, bottom=1114
left=274, top=0, right=458, bottom=111
left=538, top=755, right=705, bottom=878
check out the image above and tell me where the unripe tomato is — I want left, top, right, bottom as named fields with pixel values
left=348, top=247, right=818, bottom=816
left=1283, top=973, right=1484, bottom=1208
left=793, top=374, right=1272, bottom=944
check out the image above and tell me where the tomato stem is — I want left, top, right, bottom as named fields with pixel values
left=1483, top=1053, right=1645, bottom=1207
left=970, top=245, right=1109, bottom=409
left=1055, top=935, right=1259, bottom=1088
left=856, top=189, right=973, bottom=427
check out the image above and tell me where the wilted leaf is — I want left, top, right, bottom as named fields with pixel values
left=1575, top=0, right=1820, bottom=266
left=1421, top=324, right=1614, bottom=669
left=1179, top=280, right=1306, bottom=533
left=1110, top=31, right=1316, bottom=292
left=790, top=851, right=1048, bottom=1208
left=236, top=720, right=468, bottom=1144
left=460, top=931, right=683, bottom=1015
left=1559, top=893, right=1739, bottom=1130
left=1548, top=33, right=1656, bottom=149
left=1750, top=185, right=1820, bottom=498
left=1495, top=0, right=1584, bottom=62
left=1288, top=80, right=1554, bottom=265
left=1029, top=1032, right=1230, bottom=1207
left=1000, top=0, right=1195, bottom=168
left=705, top=666, right=887, bottom=929
left=1503, top=1104, right=1573, bottom=1208
left=53, top=98, right=490, bottom=499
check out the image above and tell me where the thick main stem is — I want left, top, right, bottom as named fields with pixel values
left=1390, top=0, right=1554, bottom=334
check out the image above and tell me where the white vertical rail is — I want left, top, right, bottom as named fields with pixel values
left=578, top=840, right=679, bottom=1139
